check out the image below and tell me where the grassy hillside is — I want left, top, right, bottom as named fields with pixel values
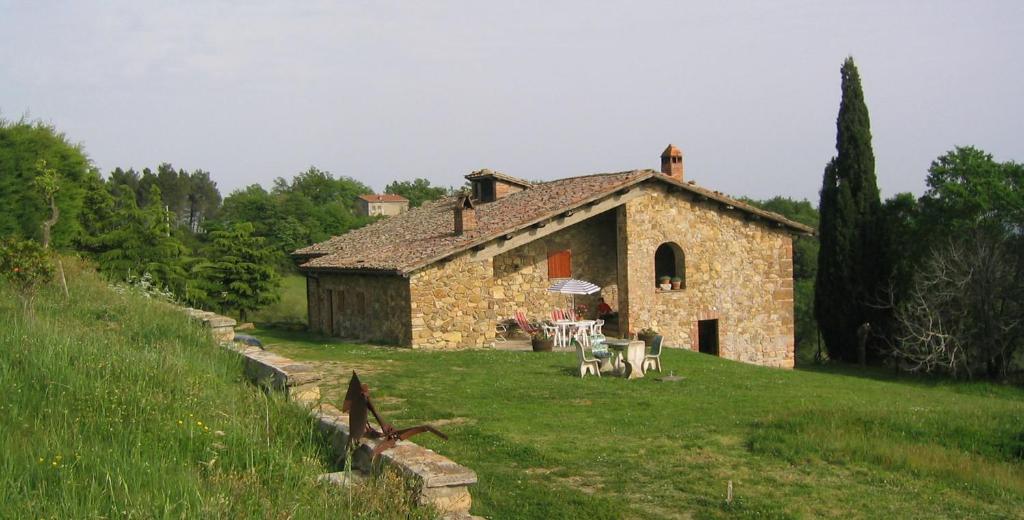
left=259, top=328, right=1024, bottom=519
left=0, top=260, right=428, bottom=518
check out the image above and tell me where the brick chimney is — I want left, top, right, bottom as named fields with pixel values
left=660, top=144, right=684, bottom=181
left=454, top=194, right=476, bottom=235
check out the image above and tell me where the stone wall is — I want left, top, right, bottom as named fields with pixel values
left=307, top=273, right=412, bottom=345
left=619, top=184, right=795, bottom=367
left=409, top=256, right=496, bottom=349
left=184, top=308, right=236, bottom=343
left=186, top=307, right=479, bottom=517
left=492, top=210, right=619, bottom=322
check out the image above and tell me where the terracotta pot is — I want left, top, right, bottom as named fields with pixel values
left=671, top=280, right=682, bottom=290
left=531, top=338, right=554, bottom=352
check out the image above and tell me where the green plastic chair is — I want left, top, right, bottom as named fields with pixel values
left=642, top=335, right=664, bottom=372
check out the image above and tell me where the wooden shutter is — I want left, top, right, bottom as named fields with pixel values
left=547, top=250, right=572, bottom=279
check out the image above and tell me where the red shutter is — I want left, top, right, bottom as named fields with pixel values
left=547, top=250, right=572, bottom=279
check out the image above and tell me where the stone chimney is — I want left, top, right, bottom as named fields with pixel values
left=660, top=144, right=684, bottom=181
left=454, top=195, right=476, bottom=235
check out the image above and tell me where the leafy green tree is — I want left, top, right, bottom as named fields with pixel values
left=385, top=178, right=451, bottom=207
left=815, top=57, right=885, bottom=364
left=106, top=164, right=222, bottom=233
left=216, top=168, right=375, bottom=270
left=272, top=166, right=372, bottom=208
left=197, top=222, right=280, bottom=322
left=33, top=159, right=61, bottom=249
left=884, top=147, right=1024, bottom=379
left=186, top=170, right=221, bottom=232
left=878, top=193, right=920, bottom=295
left=0, top=118, right=89, bottom=247
left=92, top=186, right=189, bottom=296
left=77, top=170, right=117, bottom=242
left=155, top=163, right=190, bottom=219
left=919, top=146, right=1023, bottom=236
left=107, top=167, right=141, bottom=205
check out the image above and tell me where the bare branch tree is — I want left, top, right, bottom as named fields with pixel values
left=891, top=232, right=1022, bottom=379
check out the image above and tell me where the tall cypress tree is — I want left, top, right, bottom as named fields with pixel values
left=815, top=57, right=884, bottom=363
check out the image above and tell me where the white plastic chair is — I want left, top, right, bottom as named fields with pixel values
left=495, top=319, right=509, bottom=342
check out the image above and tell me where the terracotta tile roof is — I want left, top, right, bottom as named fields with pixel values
left=295, top=170, right=814, bottom=275
left=358, top=194, right=408, bottom=203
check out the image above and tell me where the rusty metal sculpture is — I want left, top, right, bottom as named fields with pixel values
left=342, top=371, right=447, bottom=459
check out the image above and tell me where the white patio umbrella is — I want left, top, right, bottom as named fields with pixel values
left=546, top=279, right=601, bottom=313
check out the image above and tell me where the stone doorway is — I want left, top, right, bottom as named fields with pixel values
left=698, top=319, right=719, bottom=356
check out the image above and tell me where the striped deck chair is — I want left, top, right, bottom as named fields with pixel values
left=514, top=310, right=538, bottom=335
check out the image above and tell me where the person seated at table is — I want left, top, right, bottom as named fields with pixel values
left=596, top=297, right=614, bottom=319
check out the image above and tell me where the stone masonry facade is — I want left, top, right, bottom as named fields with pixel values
left=307, top=273, right=412, bottom=345
left=492, top=210, right=618, bottom=322
left=304, top=179, right=796, bottom=367
left=409, top=256, right=496, bottom=349
left=618, top=184, right=794, bottom=367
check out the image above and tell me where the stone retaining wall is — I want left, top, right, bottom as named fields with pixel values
left=184, top=309, right=478, bottom=517
left=184, top=308, right=236, bottom=343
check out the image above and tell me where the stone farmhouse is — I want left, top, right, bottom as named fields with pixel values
left=356, top=193, right=409, bottom=217
left=293, top=146, right=814, bottom=368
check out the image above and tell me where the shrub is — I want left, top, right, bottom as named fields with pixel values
left=0, top=238, right=54, bottom=312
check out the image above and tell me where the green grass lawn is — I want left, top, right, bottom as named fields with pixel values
left=253, top=327, right=1024, bottom=519
left=0, top=261, right=429, bottom=518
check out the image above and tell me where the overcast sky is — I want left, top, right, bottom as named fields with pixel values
left=2, top=1, right=1021, bottom=202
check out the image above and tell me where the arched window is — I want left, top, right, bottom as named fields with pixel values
left=654, top=242, right=685, bottom=289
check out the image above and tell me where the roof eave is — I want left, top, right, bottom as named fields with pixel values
left=298, top=264, right=406, bottom=277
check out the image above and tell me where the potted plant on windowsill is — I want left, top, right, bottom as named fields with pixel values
left=671, top=276, right=682, bottom=290
left=637, top=327, right=661, bottom=347
left=531, top=329, right=554, bottom=352
left=658, top=276, right=671, bottom=291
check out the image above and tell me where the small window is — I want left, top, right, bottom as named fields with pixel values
left=548, top=249, right=572, bottom=279
left=655, top=242, right=685, bottom=289
left=479, top=180, right=496, bottom=202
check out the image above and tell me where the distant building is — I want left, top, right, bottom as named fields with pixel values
left=357, top=194, right=409, bottom=217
